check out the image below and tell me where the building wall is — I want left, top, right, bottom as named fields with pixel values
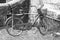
left=6, top=0, right=12, bottom=2
left=43, top=0, right=60, bottom=4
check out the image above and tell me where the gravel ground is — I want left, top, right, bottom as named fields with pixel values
left=0, top=27, right=54, bottom=40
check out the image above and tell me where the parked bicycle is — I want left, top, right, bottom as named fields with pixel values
left=5, top=4, right=48, bottom=37
left=0, top=2, right=60, bottom=37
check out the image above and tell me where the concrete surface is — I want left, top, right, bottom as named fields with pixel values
left=0, top=27, right=54, bottom=40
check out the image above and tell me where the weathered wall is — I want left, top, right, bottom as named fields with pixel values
left=43, top=0, right=60, bottom=4
left=6, top=0, right=12, bottom=2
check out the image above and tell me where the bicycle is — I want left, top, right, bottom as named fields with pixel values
left=5, top=3, right=49, bottom=37
left=0, top=3, right=58, bottom=37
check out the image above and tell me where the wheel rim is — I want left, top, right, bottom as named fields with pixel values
left=6, top=17, right=23, bottom=37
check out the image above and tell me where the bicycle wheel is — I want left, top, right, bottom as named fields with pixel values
left=6, top=17, right=23, bottom=37
left=37, top=18, right=48, bottom=35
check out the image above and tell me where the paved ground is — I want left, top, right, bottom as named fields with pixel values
left=0, top=27, right=54, bottom=40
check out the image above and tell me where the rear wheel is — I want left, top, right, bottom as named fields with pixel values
left=6, top=17, right=23, bottom=37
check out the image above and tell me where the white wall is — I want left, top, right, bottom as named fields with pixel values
left=6, top=0, right=12, bottom=2
left=43, top=0, right=60, bottom=4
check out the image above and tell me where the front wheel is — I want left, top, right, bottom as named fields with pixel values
left=37, top=17, right=49, bottom=36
